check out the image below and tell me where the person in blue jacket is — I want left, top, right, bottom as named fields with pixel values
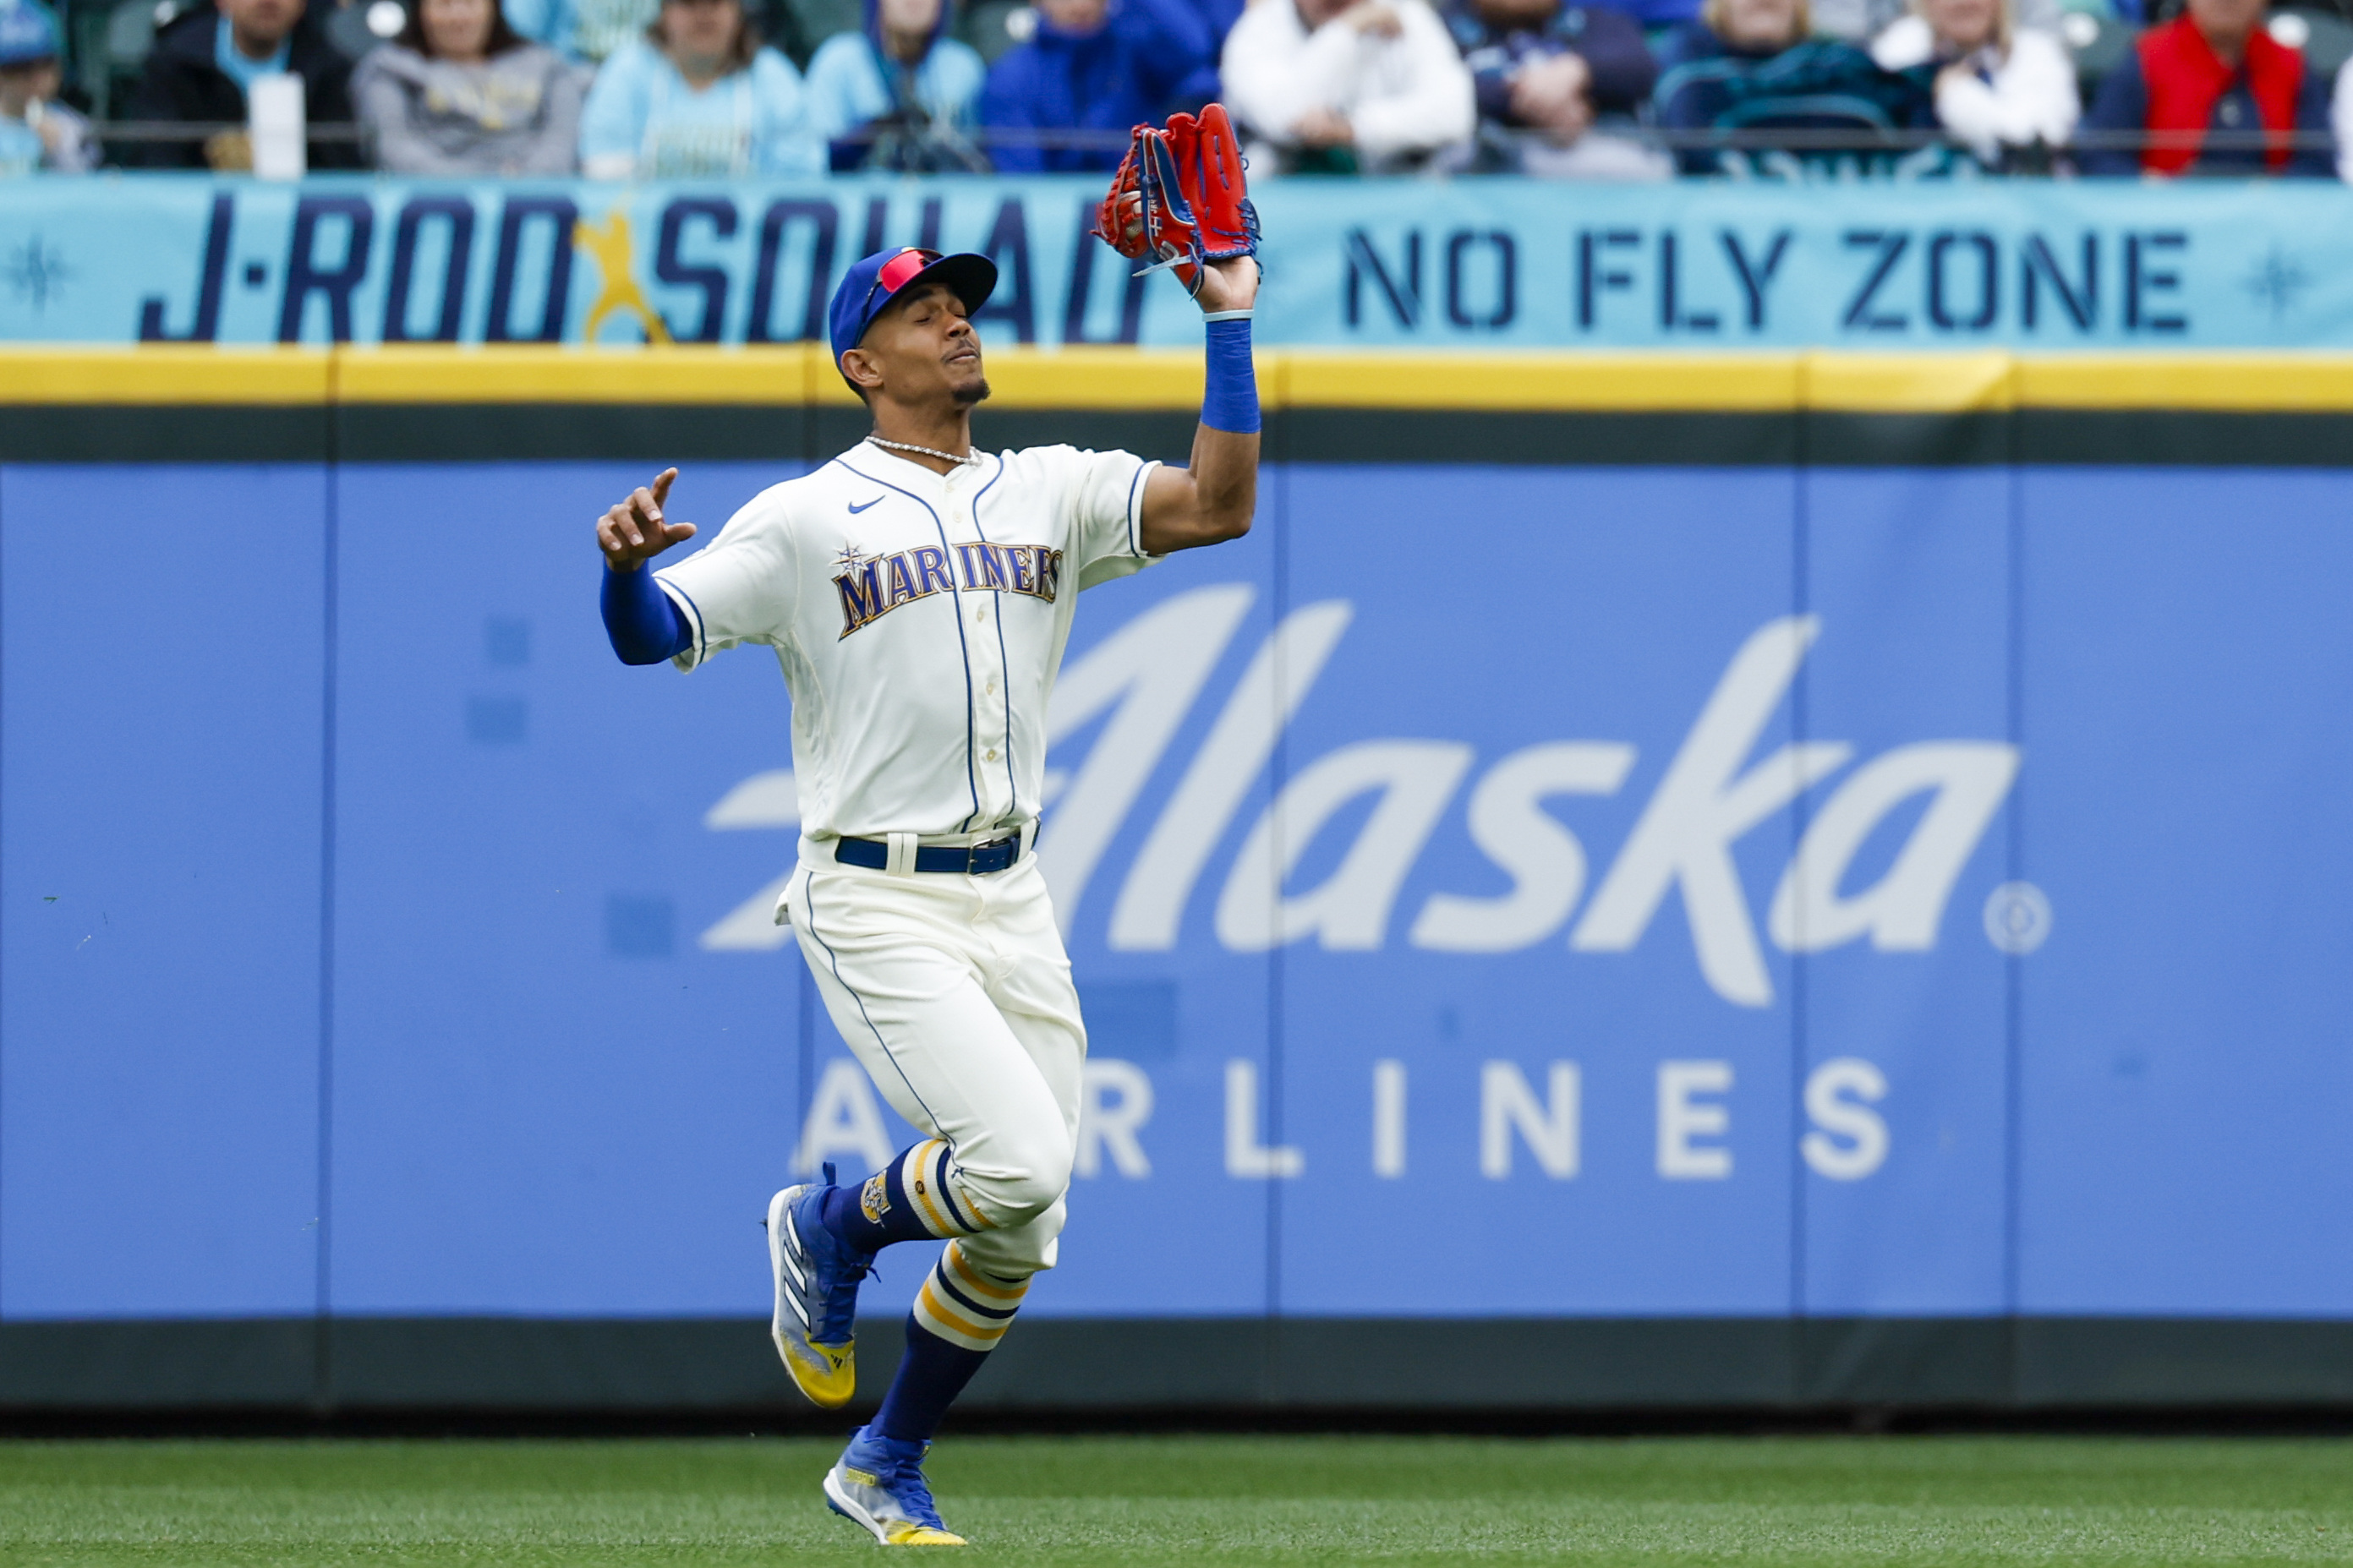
left=978, top=0, right=1215, bottom=170
left=804, top=0, right=988, bottom=168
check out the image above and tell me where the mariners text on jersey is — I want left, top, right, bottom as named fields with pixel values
left=834, top=541, right=1067, bottom=639
left=651, top=442, right=1161, bottom=855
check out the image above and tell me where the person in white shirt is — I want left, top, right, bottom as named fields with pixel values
left=1870, top=0, right=2076, bottom=164
left=1223, top=0, right=1477, bottom=171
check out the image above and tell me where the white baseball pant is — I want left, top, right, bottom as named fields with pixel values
left=788, top=852, right=1085, bottom=1299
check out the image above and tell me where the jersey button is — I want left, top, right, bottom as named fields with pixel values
left=976, top=606, right=988, bottom=622
left=985, top=749, right=999, bottom=762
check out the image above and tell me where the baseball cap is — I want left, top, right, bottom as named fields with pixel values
left=827, top=247, right=998, bottom=374
left=0, top=0, right=62, bottom=65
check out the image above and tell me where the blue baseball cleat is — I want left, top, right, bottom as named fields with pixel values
left=765, top=1164, right=873, bottom=1409
left=824, top=1424, right=966, bottom=1547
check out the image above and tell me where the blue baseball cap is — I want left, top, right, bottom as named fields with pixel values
left=828, top=247, right=997, bottom=376
left=0, top=0, right=62, bottom=65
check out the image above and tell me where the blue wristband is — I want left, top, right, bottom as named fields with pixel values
left=601, top=563, right=693, bottom=666
left=1201, top=315, right=1260, bottom=436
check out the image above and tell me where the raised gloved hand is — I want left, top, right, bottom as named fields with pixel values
left=1094, top=102, right=1261, bottom=298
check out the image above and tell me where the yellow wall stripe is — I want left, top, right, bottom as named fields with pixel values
left=0, top=347, right=335, bottom=404
left=11, top=347, right=2353, bottom=412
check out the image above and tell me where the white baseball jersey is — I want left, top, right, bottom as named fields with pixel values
left=654, top=441, right=1162, bottom=860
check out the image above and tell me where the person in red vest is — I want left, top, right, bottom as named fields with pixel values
left=2078, top=0, right=2331, bottom=174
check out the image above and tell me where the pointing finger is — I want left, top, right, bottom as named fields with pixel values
left=651, top=468, right=677, bottom=510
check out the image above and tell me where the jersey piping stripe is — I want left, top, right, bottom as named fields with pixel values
left=797, top=874, right=944, bottom=1134
left=1124, top=461, right=1147, bottom=560
left=654, top=574, right=708, bottom=666
left=834, top=456, right=984, bottom=834
left=967, top=452, right=1018, bottom=823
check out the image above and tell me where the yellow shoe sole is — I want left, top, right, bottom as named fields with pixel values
left=768, top=1185, right=856, bottom=1408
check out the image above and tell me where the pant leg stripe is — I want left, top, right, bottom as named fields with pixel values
left=801, top=878, right=945, bottom=1134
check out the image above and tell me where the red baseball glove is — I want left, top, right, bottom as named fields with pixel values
left=1094, top=102, right=1261, bottom=293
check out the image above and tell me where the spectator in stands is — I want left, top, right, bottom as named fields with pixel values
left=1443, top=0, right=1667, bottom=174
left=353, top=0, right=584, bottom=171
left=1869, top=0, right=2076, bottom=163
left=577, top=0, right=821, bottom=173
left=507, top=0, right=655, bottom=64
left=1652, top=0, right=1933, bottom=172
left=2334, top=39, right=2353, bottom=179
left=126, top=0, right=360, bottom=167
left=804, top=0, right=987, bottom=169
left=1223, top=0, right=1477, bottom=172
left=0, top=0, right=97, bottom=172
left=1116, top=0, right=1225, bottom=113
left=2080, top=0, right=2329, bottom=174
left=978, top=0, right=1215, bottom=172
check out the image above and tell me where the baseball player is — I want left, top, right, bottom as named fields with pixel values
left=596, top=112, right=1261, bottom=1546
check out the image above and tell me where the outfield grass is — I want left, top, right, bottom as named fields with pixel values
left=2, top=1434, right=2349, bottom=1565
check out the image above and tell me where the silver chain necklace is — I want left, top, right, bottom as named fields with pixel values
left=866, top=434, right=981, bottom=467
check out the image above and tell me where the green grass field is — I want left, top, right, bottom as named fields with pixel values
left=2, top=1434, right=2349, bottom=1565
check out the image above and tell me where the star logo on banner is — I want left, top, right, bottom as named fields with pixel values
left=2242, top=245, right=2310, bottom=324
left=2, top=235, right=73, bottom=314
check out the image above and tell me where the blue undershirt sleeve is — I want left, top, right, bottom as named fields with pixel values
left=601, top=563, right=694, bottom=665
left=1200, top=314, right=1260, bottom=435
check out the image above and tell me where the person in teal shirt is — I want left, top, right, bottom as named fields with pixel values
left=507, top=0, right=657, bottom=65
left=578, top=0, right=822, bottom=174
left=802, top=0, right=987, bottom=168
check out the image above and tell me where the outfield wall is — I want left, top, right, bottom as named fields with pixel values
left=5, top=348, right=2353, bottom=1412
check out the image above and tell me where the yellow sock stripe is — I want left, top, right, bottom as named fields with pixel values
left=915, top=1279, right=1010, bottom=1350
left=934, top=1146, right=996, bottom=1233
left=944, top=1242, right=1029, bottom=1305
left=903, top=1139, right=960, bottom=1238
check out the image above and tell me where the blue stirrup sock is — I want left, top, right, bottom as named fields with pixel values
left=874, top=1242, right=1033, bottom=1443
left=600, top=563, right=692, bottom=665
left=873, top=1318, right=992, bottom=1445
left=820, top=1139, right=993, bottom=1253
left=1201, top=313, right=1258, bottom=435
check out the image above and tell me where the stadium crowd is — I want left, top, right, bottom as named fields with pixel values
left=0, top=0, right=2345, bottom=175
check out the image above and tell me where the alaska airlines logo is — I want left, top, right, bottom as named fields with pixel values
left=705, top=585, right=2033, bottom=1009
left=834, top=541, right=1064, bottom=639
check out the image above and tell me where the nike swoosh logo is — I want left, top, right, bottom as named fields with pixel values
left=848, top=497, right=883, bottom=514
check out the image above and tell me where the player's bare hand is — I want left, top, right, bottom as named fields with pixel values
left=1192, top=254, right=1262, bottom=315
left=598, top=467, right=698, bottom=571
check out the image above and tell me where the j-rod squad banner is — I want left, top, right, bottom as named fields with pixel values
left=7, top=172, right=2353, bottom=347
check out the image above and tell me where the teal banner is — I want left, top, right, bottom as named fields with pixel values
left=3, top=172, right=2350, bottom=347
